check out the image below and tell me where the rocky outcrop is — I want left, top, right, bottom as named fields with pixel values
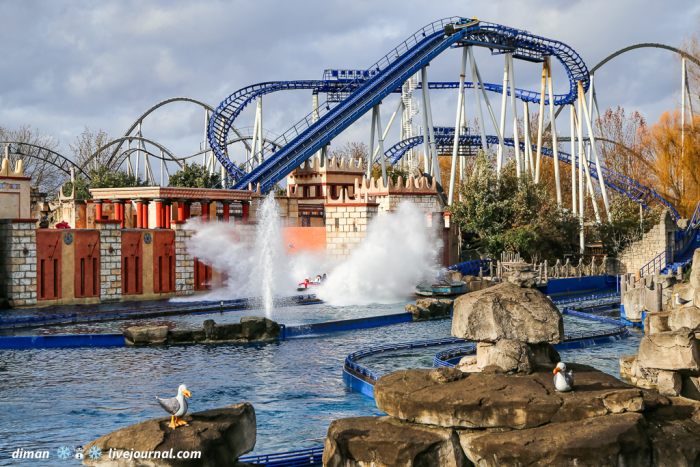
left=124, top=317, right=281, bottom=346
left=82, top=403, right=256, bottom=467
left=124, top=326, right=170, bottom=345
left=443, top=270, right=464, bottom=285
left=637, top=328, right=700, bottom=372
left=644, top=311, right=671, bottom=335
left=657, top=370, right=683, bottom=397
left=623, top=286, right=643, bottom=321
left=691, top=249, right=700, bottom=289
left=323, top=417, right=467, bottom=467
left=475, top=340, right=535, bottom=374
left=460, top=413, right=651, bottom=467
left=452, top=283, right=563, bottom=344
left=620, top=355, right=636, bottom=379
left=669, top=306, right=700, bottom=332
left=506, top=269, right=538, bottom=288
left=406, top=298, right=452, bottom=321
left=373, top=365, right=644, bottom=430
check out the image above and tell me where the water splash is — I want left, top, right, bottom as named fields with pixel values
left=250, top=192, right=286, bottom=317
left=318, top=201, right=440, bottom=306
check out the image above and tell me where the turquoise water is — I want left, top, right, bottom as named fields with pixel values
left=0, top=300, right=634, bottom=465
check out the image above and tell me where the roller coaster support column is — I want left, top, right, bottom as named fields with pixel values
left=507, top=54, right=522, bottom=176
left=421, top=66, right=440, bottom=183
left=467, top=48, right=487, bottom=156
left=313, top=93, right=321, bottom=161
left=469, top=48, right=506, bottom=174
left=547, top=57, right=562, bottom=206
left=524, top=102, right=534, bottom=176
left=535, top=61, right=547, bottom=183
left=576, top=99, right=601, bottom=223
left=126, top=139, right=133, bottom=176
left=203, top=109, right=210, bottom=167
left=682, top=58, right=687, bottom=168
left=448, top=47, right=469, bottom=205
left=497, top=56, right=509, bottom=173
left=569, top=106, right=578, bottom=216
left=578, top=81, right=610, bottom=221
left=372, top=98, right=403, bottom=162
left=136, top=122, right=142, bottom=181
left=367, top=106, right=378, bottom=178
left=374, top=104, right=388, bottom=186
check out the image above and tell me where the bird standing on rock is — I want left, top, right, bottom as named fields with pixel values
left=674, top=294, right=692, bottom=309
left=156, top=384, right=191, bottom=428
left=553, top=362, right=574, bottom=392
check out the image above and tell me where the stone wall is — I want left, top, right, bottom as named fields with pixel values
left=172, top=222, right=195, bottom=296
left=377, top=193, right=441, bottom=214
left=324, top=203, right=378, bottom=261
left=609, top=209, right=679, bottom=275
left=96, top=220, right=122, bottom=301
left=0, top=219, right=37, bottom=306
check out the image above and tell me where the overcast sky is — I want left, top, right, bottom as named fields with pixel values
left=1, top=0, right=699, bottom=180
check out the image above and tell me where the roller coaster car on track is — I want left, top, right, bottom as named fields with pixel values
left=444, top=18, right=480, bottom=37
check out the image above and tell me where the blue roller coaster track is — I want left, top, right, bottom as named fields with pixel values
left=208, top=17, right=590, bottom=193
left=382, top=132, right=680, bottom=220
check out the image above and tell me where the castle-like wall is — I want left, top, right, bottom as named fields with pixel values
left=324, top=203, right=378, bottom=261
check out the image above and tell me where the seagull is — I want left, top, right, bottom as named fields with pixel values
left=553, top=362, right=574, bottom=392
left=156, top=384, right=191, bottom=428
left=674, top=294, right=692, bottom=309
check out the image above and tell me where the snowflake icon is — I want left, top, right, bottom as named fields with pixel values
left=56, top=446, right=71, bottom=460
left=88, top=446, right=102, bottom=460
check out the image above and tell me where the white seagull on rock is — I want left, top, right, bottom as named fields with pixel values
left=156, top=384, right=191, bottom=428
left=674, top=294, right=693, bottom=309
left=553, top=362, right=574, bottom=392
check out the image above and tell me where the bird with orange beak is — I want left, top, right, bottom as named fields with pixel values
left=553, top=362, right=574, bottom=392
left=156, top=384, right=192, bottom=428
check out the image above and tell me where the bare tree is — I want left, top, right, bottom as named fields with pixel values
left=70, top=126, right=114, bottom=170
left=329, top=141, right=369, bottom=170
left=0, top=124, right=65, bottom=195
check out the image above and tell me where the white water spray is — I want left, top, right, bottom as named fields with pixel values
left=250, top=193, right=286, bottom=316
left=318, top=201, right=440, bottom=306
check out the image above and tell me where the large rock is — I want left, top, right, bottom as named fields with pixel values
left=657, top=371, right=683, bottom=397
left=506, top=270, right=538, bottom=288
left=620, top=355, right=636, bottom=379
left=443, top=270, right=464, bottom=285
left=637, top=328, right=700, bottom=372
left=682, top=375, right=700, bottom=401
left=373, top=365, right=644, bottom=429
left=415, top=298, right=452, bottom=319
left=459, top=413, right=651, bottom=467
left=690, top=249, right=700, bottom=289
left=202, top=317, right=280, bottom=343
left=124, top=326, right=169, bottom=346
left=452, top=283, right=564, bottom=344
left=644, top=311, right=671, bottom=335
left=673, top=282, right=695, bottom=307
left=623, top=286, right=643, bottom=321
left=669, top=306, right=700, bottom=332
left=82, top=403, right=256, bottom=467
left=475, top=339, right=535, bottom=374
left=322, top=417, right=466, bottom=467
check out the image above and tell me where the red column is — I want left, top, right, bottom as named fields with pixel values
left=177, top=201, right=185, bottom=221
left=184, top=203, right=191, bottom=220
left=242, top=203, right=249, bottom=222
left=201, top=202, right=209, bottom=223
left=142, top=202, right=149, bottom=229
left=223, top=202, right=230, bottom=223
left=135, top=201, right=143, bottom=228
left=120, top=203, right=125, bottom=229
left=94, top=201, right=103, bottom=222
left=155, top=200, right=163, bottom=228
left=165, top=204, right=171, bottom=229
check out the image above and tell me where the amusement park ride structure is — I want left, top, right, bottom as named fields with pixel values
left=2, top=17, right=699, bottom=258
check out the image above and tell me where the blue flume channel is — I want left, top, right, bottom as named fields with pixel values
left=0, top=300, right=637, bottom=465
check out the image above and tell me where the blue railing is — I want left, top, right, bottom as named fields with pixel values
left=239, top=447, right=324, bottom=466
left=639, top=247, right=672, bottom=277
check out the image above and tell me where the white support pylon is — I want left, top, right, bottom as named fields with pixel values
left=375, top=104, right=388, bottom=186
left=448, top=47, right=469, bottom=205
left=257, top=96, right=264, bottom=166
left=372, top=98, right=403, bottom=161
left=250, top=98, right=260, bottom=168
left=420, top=74, right=431, bottom=174
left=126, top=139, right=133, bottom=177
left=368, top=105, right=377, bottom=178
left=136, top=122, right=142, bottom=180
left=547, top=57, right=562, bottom=206
left=203, top=109, right=210, bottom=168
left=578, top=81, right=610, bottom=221
left=535, top=61, right=547, bottom=183
left=682, top=57, right=687, bottom=173
left=575, top=101, right=601, bottom=223
left=421, top=66, right=440, bottom=183
left=469, top=48, right=507, bottom=172
left=467, top=47, right=488, bottom=156
left=160, top=150, right=165, bottom=187
left=507, top=54, right=521, bottom=176
left=497, top=55, right=509, bottom=172
left=523, top=101, right=534, bottom=177
left=312, top=93, right=321, bottom=161
left=569, top=105, right=577, bottom=216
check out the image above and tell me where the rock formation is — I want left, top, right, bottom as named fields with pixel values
left=405, top=298, right=452, bottom=321
left=124, top=317, right=281, bottom=346
left=83, top=403, right=256, bottom=467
